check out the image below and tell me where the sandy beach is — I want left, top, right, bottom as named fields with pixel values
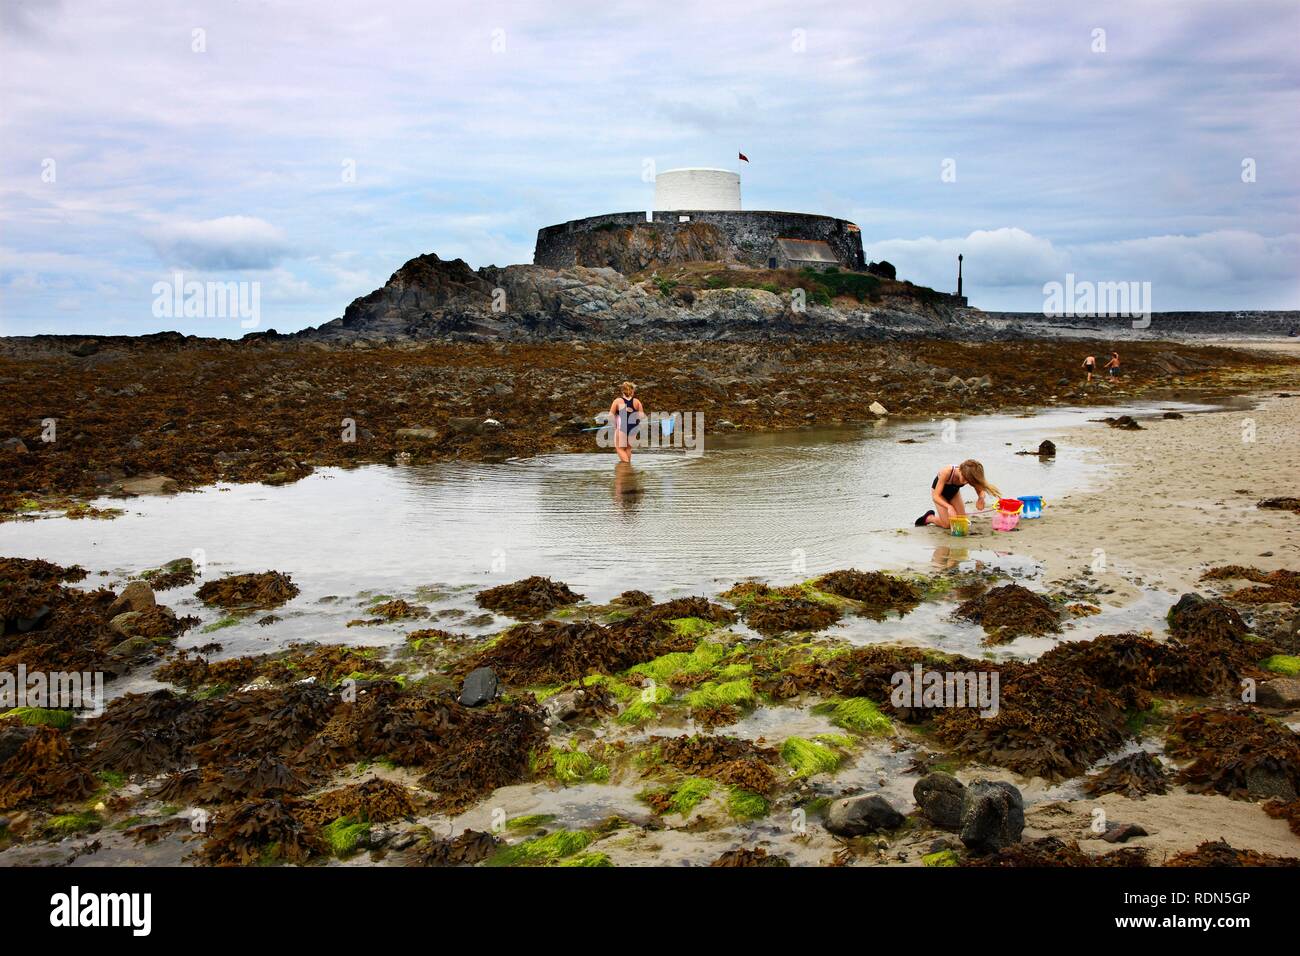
left=1010, top=391, right=1300, bottom=602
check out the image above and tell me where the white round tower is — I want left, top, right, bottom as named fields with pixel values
left=653, top=167, right=741, bottom=211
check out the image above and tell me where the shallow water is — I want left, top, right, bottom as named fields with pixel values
left=0, top=400, right=1219, bottom=663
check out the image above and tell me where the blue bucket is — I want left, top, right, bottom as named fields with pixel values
left=1018, top=495, right=1044, bottom=519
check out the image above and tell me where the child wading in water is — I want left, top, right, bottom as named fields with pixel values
left=610, top=381, right=644, bottom=465
left=915, top=460, right=1000, bottom=529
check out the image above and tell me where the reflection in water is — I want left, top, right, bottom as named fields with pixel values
left=612, top=461, right=644, bottom=519
left=931, top=545, right=971, bottom=570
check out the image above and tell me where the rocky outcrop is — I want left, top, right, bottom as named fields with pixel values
left=298, top=252, right=968, bottom=345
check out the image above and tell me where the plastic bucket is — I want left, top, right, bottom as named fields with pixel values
left=997, top=498, right=1023, bottom=514
left=949, top=515, right=970, bottom=537
left=991, top=511, right=1020, bottom=532
left=1018, top=495, right=1044, bottom=519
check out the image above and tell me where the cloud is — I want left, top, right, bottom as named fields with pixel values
left=147, top=216, right=293, bottom=270
left=864, top=227, right=1070, bottom=290
left=864, top=227, right=1300, bottom=310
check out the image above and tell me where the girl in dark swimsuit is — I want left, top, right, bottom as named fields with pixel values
left=915, top=459, right=1000, bottom=529
left=610, top=381, right=644, bottom=465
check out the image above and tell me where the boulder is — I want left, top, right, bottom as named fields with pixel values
left=108, top=635, right=155, bottom=660
left=108, top=580, right=156, bottom=617
left=3, top=437, right=28, bottom=454
left=542, top=689, right=581, bottom=726
left=459, top=667, right=499, bottom=707
left=109, top=611, right=143, bottom=637
left=395, top=427, right=440, bottom=442
left=868, top=401, right=888, bottom=417
left=1257, top=678, right=1300, bottom=709
left=1100, top=822, right=1148, bottom=844
left=1036, top=440, right=1056, bottom=457
left=825, top=794, right=905, bottom=836
left=447, top=417, right=483, bottom=435
left=118, top=475, right=179, bottom=495
left=913, top=771, right=965, bottom=829
left=959, top=779, right=1024, bottom=853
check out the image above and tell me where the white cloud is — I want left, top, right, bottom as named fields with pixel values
left=864, top=227, right=1070, bottom=290
left=147, top=216, right=293, bottom=270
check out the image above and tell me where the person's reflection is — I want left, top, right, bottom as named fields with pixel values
left=931, top=544, right=970, bottom=571
left=613, top=461, right=644, bottom=516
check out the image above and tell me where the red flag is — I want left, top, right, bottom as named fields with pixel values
left=739, top=152, right=749, bottom=162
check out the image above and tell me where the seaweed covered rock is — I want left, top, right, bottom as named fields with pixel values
left=459, top=613, right=700, bottom=686
left=710, top=847, right=789, bottom=867
left=955, top=584, right=1060, bottom=643
left=649, top=734, right=779, bottom=793
left=744, top=598, right=841, bottom=637
left=196, top=797, right=324, bottom=866
left=197, top=571, right=299, bottom=612
left=966, top=836, right=1147, bottom=867
left=1166, top=593, right=1248, bottom=644
left=634, top=596, right=735, bottom=627
left=1166, top=707, right=1300, bottom=801
left=932, top=664, right=1128, bottom=780
left=1202, top=566, right=1300, bottom=605
left=297, top=777, right=422, bottom=828
left=302, top=685, right=546, bottom=813
left=1, top=556, right=175, bottom=680
left=0, top=723, right=97, bottom=811
left=958, top=780, right=1024, bottom=853
left=1164, top=839, right=1300, bottom=867
left=409, top=829, right=499, bottom=866
left=475, top=576, right=584, bottom=619
left=814, top=569, right=921, bottom=619
left=1084, top=752, right=1170, bottom=799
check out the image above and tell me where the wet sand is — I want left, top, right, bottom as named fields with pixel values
left=999, top=392, right=1300, bottom=602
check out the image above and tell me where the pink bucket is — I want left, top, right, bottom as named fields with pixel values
left=991, top=511, right=1020, bottom=532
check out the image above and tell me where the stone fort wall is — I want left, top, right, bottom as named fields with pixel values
left=534, top=210, right=866, bottom=272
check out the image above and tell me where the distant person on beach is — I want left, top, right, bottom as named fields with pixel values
left=915, top=460, right=1001, bottom=529
left=1105, top=351, right=1121, bottom=377
left=1083, top=354, right=1097, bottom=383
left=610, top=381, right=644, bottom=464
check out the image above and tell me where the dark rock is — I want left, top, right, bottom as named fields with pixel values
left=914, top=771, right=966, bottom=829
left=1036, top=439, right=1056, bottom=457
left=1246, top=766, right=1297, bottom=802
left=1100, top=822, right=1148, bottom=844
left=959, top=780, right=1025, bottom=853
left=825, top=794, right=905, bottom=836
left=459, top=667, right=499, bottom=707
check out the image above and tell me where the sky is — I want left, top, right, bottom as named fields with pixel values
left=1, top=0, right=1297, bottom=336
